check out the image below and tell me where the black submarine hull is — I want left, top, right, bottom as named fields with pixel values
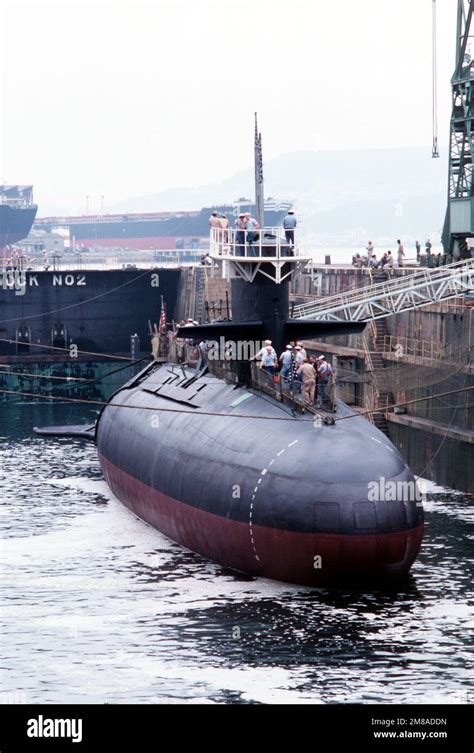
left=96, top=362, right=424, bottom=586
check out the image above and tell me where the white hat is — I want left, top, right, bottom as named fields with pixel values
left=286, top=345, right=292, bottom=350
left=265, top=339, right=272, bottom=345
left=295, top=345, right=302, bottom=350
left=318, top=355, right=325, bottom=360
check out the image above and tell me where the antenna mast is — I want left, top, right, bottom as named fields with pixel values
left=254, top=113, right=265, bottom=229
left=432, top=0, right=440, bottom=157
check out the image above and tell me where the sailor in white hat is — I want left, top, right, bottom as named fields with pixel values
left=296, top=341, right=307, bottom=359
left=250, top=339, right=277, bottom=363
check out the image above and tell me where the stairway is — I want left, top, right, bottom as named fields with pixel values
left=194, top=268, right=206, bottom=322
left=370, top=316, right=393, bottom=436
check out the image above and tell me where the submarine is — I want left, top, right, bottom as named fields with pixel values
left=36, top=235, right=424, bottom=587
left=36, top=126, right=423, bottom=585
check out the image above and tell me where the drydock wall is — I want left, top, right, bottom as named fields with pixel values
left=291, top=266, right=474, bottom=493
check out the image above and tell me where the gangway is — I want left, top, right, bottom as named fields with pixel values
left=292, top=259, right=474, bottom=322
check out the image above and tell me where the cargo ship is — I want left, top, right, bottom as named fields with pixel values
left=0, top=186, right=38, bottom=251
left=0, top=267, right=181, bottom=358
left=33, top=197, right=293, bottom=252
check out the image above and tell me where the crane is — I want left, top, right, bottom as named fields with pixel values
left=442, top=0, right=474, bottom=259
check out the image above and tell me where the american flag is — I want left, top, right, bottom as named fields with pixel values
left=159, top=296, right=167, bottom=334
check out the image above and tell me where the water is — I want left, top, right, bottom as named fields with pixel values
left=1, top=404, right=473, bottom=704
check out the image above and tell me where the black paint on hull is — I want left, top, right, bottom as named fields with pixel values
left=0, top=269, right=180, bottom=356
left=95, top=361, right=424, bottom=584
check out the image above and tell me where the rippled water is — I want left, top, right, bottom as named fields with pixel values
left=1, top=403, right=473, bottom=704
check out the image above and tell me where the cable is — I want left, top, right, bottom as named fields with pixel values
left=0, top=355, right=151, bottom=388
left=60, top=356, right=150, bottom=389
left=333, top=386, right=474, bottom=423
left=0, top=370, right=89, bottom=383
left=0, top=337, right=137, bottom=361
left=0, top=385, right=472, bottom=424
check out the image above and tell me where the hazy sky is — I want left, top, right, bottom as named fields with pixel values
left=1, top=0, right=456, bottom=213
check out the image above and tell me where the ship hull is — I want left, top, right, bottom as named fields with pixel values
left=0, top=269, right=180, bottom=356
left=0, top=204, right=38, bottom=249
left=96, top=363, right=424, bottom=586
left=34, top=206, right=290, bottom=250
left=100, top=453, right=423, bottom=585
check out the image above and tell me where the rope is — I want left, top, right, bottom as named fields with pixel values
left=0, top=337, right=137, bottom=361
left=333, top=386, right=474, bottom=423
left=0, top=355, right=151, bottom=388
left=0, top=384, right=473, bottom=424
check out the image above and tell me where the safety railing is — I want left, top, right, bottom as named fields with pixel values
left=0, top=255, right=202, bottom=273
left=209, top=226, right=306, bottom=260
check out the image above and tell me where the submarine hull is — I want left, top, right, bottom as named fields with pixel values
left=96, top=362, right=424, bottom=586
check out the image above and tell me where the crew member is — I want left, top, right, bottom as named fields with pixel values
left=244, top=212, right=259, bottom=257
left=279, top=345, right=293, bottom=380
left=296, top=341, right=307, bottom=359
left=309, top=355, right=320, bottom=403
left=209, top=211, right=221, bottom=229
left=291, top=345, right=304, bottom=392
left=251, top=340, right=276, bottom=363
left=283, top=210, right=297, bottom=248
left=259, top=345, right=277, bottom=375
left=317, top=355, right=333, bottom=404
left=397, top=240, right=405, bottom=268
left=297, top=359, right=316, bottom=404
left=219, top=213, right=229, bottom=247
left=235, top=213, right=246, bottom=251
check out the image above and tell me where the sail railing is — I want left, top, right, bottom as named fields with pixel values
left=210, top=226, right=303, bottom=260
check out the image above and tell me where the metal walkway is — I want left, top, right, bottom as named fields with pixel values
left=293, top=259, right=474, bottom=322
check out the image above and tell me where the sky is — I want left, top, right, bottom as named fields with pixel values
left=1, top=0, right=457, bottom=214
